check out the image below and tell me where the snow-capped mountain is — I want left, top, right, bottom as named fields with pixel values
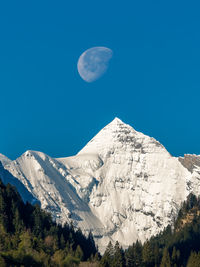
left=1, top=118, right=200, bottom=252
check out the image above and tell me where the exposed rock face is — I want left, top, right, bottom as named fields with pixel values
left=179, top=154, right=200, bottom=173
left=179, top=154, right=200, bottom=197
left=1, top=118, right=200, bottom=252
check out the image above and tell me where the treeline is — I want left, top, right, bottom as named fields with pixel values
left=100, top=193, right=200, bottom=267
left=0, top=179, right=98, bottom=266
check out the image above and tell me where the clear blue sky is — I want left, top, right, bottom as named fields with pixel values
left=1, top=1, right=200, bottom=159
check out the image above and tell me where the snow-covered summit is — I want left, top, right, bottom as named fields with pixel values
left=105, top=117, right=132, bottom=130
left=79, top=117, right=166, bottom=159
left=108, top=117, right=124, bottom=124
left=1, top=118, right=200, bottom=252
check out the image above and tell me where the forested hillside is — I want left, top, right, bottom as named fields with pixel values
left=100, top=193, right=200, bottom=267
left=0, top=179, right=98, bottom=266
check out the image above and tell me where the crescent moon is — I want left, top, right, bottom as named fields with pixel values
left=77, top=47, right=113, bottom=82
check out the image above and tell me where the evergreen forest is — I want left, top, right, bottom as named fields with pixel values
left=0, top=179, right=97, bottom=266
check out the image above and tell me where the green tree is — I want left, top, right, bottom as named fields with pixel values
left=160, top=248, right=171, bottom=267
left=61, top=254, right=80, bottom=267
left=125, top=246, right=135, bottom=267
left=187, top=251, right=200, bottom=267
left=75, top=245, right=83, bottom=260
left=171, top=246, right=180, bottom=266
left=134, top=240, right=143, bottom=267
left=153, top=243, right=160, bottom=266
left=112, top=241, right=125, bottom=267
left=100, top=241, right=114, bottom=267
left=142, top=240, right=154, bottom=267
left=18, top=230, right=33, bottom=254
left=60, top=233, right=65, bottom=249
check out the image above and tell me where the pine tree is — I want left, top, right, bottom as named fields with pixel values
left=112, top=241, right=125, bottom=267
left=0, top=186, right=8, bottom=232
left=125, top=246, right=135, bottom=267
left=160, top=248, right=171, bottom=267
left=171, top=246, right=180, bottom=266
left=86, top=231, right=97, bottom=259
left=153, top=243, right=160, bottom=266
left=134, top=240, right=143, bottom=267
left=75, top=245, right=83, bottom=260
left=13, top=208, right=24, bottom=233
left=100, top=241, right=114, bottom=267
left=18, top=230, right=33, bottom=254
left=142, top=240, right=154, bottom=266
left=187, top=251, right=200, bottom=267
left=59, top=233, right=65, bottom=250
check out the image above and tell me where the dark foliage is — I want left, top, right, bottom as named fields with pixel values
left=0, top=179, right=97, bottom=266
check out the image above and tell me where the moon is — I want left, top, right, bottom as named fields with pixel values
left=77, top=47, right=113, bottom=82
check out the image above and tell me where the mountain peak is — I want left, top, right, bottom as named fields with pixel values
left=110, top=117, right=123, bottom=124
left=78, top=117, right=166, bottom=159
left=105, top=117, right=135, bottom=132
left=107, top=117, right=130, bottom=128
left=78, top=118, right=140, bottom=156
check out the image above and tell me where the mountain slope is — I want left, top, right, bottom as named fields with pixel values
left=2, top=118, right=200, bottom=252
left=4, top=151, right=103, bottom=236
